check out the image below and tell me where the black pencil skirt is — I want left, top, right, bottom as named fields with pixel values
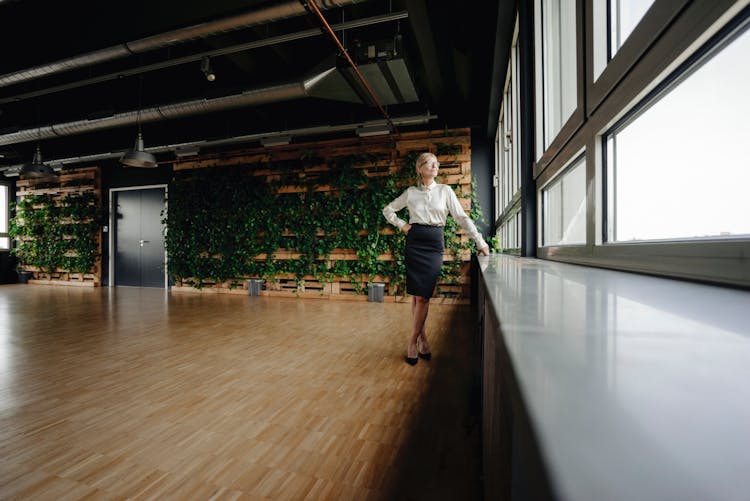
left=405, top=224, right=444, bottom=298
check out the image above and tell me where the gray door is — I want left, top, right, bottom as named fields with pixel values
left=114, top=188, right=166, bottom=287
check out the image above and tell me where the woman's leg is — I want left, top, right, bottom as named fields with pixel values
left=408, top=296, right=430, bottom=358
left=411, top=296, right=431, bottom=355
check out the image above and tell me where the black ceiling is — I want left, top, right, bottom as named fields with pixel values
left=0, top=0, right=505, bottom=170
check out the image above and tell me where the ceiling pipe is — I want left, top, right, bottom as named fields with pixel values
left=301, top=0, right=398, bottom=134
left=0, top=0, right=365, bottom=88
left=0, top=113, right=437, bottom=175
left=0, top=11, right=408, bottom=105
left=0, top=65, right=361, bottom=146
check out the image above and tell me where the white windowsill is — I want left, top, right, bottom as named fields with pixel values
left=479, top=254, right=750, bottom=501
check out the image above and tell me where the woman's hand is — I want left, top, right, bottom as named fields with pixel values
left=402, top=223, right=412, bottom=234
left=478, top=245, right=490, bottom=256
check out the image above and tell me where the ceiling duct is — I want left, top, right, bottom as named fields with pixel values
left=0, top=56, right=424, bottom=147
left=0, top=64, right=364, bottom=146
left=0, top=113, right=437, bottom=175
left=341, top=59, right=419, bottom=106
left=338, top=36, right=419, bottom=106
left=0, top=0, right=365, bottom=88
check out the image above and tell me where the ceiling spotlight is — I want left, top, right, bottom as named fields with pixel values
left=201, top=56, right=216, bottom=82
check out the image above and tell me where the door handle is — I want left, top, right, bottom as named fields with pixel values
left=139, top=240, right=150, bottom=247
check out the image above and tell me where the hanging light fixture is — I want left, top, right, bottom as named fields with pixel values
left=19, top=144, right=58, bottom=180
left=20, top=111, right=58, bottom=180
left=121, top=76, right=157, bottom=168
left=121, top=131, right=157, bottom=168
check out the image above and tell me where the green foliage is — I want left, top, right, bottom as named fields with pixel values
left=10, top=191, right=104, bottom=274
left=164, top=151, right=482, bottom=296
left=488, top=235, right=500, bottom=252
left=435, top=143, right=462, bottom=156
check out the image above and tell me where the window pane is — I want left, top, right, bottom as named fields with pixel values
left=544, top=157, right=586, bottom=245
left=0, top=185, right=7, bottom=233
left=0, top=184, right=7, bottom=251
left=544, top=182, right=562, bottom=244
left=495, top=131, right=501, bottom=221
left=540, top=0, right=577, bottom=149
left=515, top=212, right=521, bottom=248
left=610, top=0, right=654, bottom=58
left=608, top=24, right=750, bottom=242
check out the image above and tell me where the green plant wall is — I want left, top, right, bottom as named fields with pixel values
left=10, top=191, right=104, bottom=275
left=165, top=143, right=480, bottom=296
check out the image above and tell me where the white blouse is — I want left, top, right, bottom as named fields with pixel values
left=382, top=181, right=488, bottom=250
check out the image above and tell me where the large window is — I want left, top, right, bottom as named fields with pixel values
left=605, top=20, right=750, bottom=242
left=542, top=155, right=586, bottom=246
left=495, top=19, right=522, bottom=253
left=0, top=184, right=9, bottom=250
left=536, top=0, right=577, bottom=154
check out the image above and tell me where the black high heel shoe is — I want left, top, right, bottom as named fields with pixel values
left=417, top=339, right=432, bottom=361
left=405, top=355, right=418, bottom=366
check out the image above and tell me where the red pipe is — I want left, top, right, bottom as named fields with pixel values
left=302, top=0, right=399, bottom=135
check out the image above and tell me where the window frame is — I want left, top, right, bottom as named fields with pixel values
left=495, top=17, right=523, bottom=254
left=537, top=0, right=750, bottom=288
left=533, top=0, right=586, bottom=175
left=602, top=8, right=750, bottom=244
left=538, top=151, right=587, bottom=248
left=587, top=0, right=691, bottom=115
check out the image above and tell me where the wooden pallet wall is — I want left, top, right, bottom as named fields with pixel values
left=15, top=167, right=102, bottom=286
left=169, top=128, right=474, bottom=303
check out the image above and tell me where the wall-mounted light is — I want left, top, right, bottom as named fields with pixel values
left=201, top=56, right=216, bottom=82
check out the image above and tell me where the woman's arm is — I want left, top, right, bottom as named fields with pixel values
left=445, top=186, right=489, bottom=253
left=382, top=189, right=410, bottom=232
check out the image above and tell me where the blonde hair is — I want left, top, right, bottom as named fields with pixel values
left=415, top=152, right=438, bottom=185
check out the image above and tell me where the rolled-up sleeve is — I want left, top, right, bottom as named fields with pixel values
left=382, top=189, right=409, bottom=230
left=446, top=187, right=488, bottom=250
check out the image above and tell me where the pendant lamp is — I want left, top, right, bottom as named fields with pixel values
left=121, top=131, right=157, bottom=168
left=121, top=76, right=157, bottom=168
left=19, top=145, right=58, bottom=180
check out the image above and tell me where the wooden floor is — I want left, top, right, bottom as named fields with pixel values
left=0, top=285, right=482, bottom=500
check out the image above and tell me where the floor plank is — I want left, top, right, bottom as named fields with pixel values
left=0, top=285, right=481, bottom=500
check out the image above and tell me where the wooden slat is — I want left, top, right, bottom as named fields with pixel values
left=27, top=279, right=97, bottom=287
left=16, top=185, right=97, bottom=197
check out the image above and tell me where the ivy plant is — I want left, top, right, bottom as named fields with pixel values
left=164, top=147, right=479, bottom=296
left=10, top=191, right=104, bottom=275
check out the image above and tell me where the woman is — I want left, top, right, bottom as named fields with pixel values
left=383, top=152, right=490, bottom=365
